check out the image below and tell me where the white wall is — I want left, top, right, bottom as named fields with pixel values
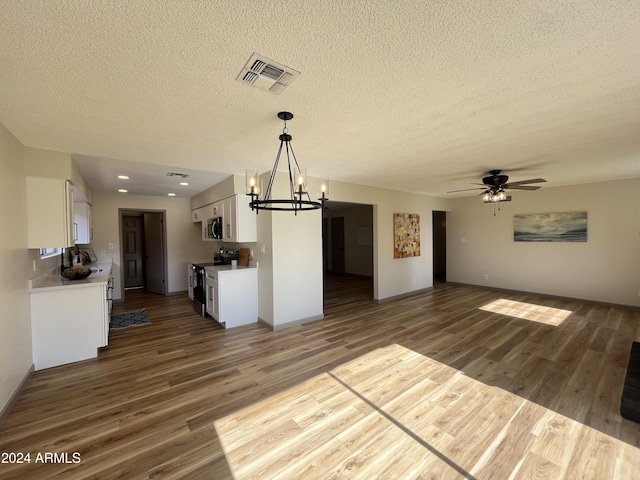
left=272, top=209, right=323, bottom=327
left=190, top=175, right=241, bottom=209
left=330, top=180, right=450, bottom=301
left=251, top=172, right=324, bottom=329
left=0, top=123, right=32, bottom=414
left=255, top=210, right=274, bottom=326
left=447, top=178, right=640, bottom=307
left=91, top=192, right=209, bottom=300
left=23, top=147, right=92, bottom=203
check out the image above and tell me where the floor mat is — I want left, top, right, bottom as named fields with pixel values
left=110, top=308, right=150, bottom=330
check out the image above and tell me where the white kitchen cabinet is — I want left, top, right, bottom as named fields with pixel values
left=74, top=201, right=93, bottom=244
left=191, top=206, right=205, bottom=223
left=29, top=263, right=113, bottom=370
left=103, top=268, right=114, bottom=346
left=26, top=176, right=75, bottom=248
left=204, top=266, right=257, bottom=328
left=196, top=195, right=255, bottom=243
left=202, top=202, right=225, bottom=241
left=205, top=270, right=218, bottom=318
left=211, top=203, right=223, bottom=217
left=222, top=195, right=257, bottom=243
left=188, top=263, right=195, bottom=300
left=31, top=284, right=104, bottom=370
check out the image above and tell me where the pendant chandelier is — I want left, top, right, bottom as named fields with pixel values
left=246, top=112, right=329, bottom=215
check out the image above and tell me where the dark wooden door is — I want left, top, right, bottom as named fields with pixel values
left=144, top=212, right=165, bottom=294
left=123, top=215, right=145, bottom=288
left=432, top=211, right=447, bottom=284
left=331, top=216, right=345, bottom=274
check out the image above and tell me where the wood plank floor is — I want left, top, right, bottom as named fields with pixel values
left=1, top=275, right=639, bottom=479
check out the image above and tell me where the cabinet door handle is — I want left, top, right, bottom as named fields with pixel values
left=90, top=227, right=93, bottom=241
left=74, top=223, right=78, bottom=241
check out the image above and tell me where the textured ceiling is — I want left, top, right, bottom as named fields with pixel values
left=1, top=1, right=639, bottom=198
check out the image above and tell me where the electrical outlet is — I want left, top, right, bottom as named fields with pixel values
left=483, top=273, right=489, bottom=280
left=108, top=243, right=114, bottom=250
left=294, top=301, right=300, bottom=309
left=461, top=237, right=466, bottom=244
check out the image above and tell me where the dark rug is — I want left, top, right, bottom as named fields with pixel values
left=110, top=308, right=151, bottom=330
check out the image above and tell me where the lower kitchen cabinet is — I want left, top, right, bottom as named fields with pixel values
left=205, top=266, right=257, bottom=328
left=29, top=263, right=113, bottom=370
left=205, top=269, right=218, bottom=318
left=30, top=285, right=106, bottom=370
left=188, top=264, right=195, bottom=300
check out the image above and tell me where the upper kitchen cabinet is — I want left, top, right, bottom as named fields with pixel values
left=222, top=195, right=256, bottom=243
left=26, top=176, right=75, bottom=248
left=191, top=206, right=205, bottom=223
left=74, top=201, right=93, bottom=244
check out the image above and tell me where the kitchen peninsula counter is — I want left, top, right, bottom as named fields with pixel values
left=29, top=261, right=113, bottom=292
left=29, top=261, right=114, bottom=370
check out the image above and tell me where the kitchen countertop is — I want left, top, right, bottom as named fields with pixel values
left=29, top=261, right=113, bottom=292
left=204, top=265, right=256, bottom=273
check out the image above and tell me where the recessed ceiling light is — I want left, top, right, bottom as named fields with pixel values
left=168, top=193, right=176, bottom=197
left=118, top=189, right=128, bottom=193
left=179, top=182, right=189, bottom=186
left=118, top=175, right=130, bottom=180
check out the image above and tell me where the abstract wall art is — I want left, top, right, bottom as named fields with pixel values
left=393, top=213, right=420, bottom=258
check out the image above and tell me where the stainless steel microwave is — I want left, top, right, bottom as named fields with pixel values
left=206, top=216, right=223, bottom=239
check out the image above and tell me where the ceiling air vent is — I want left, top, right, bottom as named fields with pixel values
left=236, top=53, right=301, bottom=94
left=166, top=171, right=189, bottom=179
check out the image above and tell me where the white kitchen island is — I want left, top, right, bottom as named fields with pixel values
left=29, top=262, right=113, bottom=370
left=205, top=265, right=258, bottom=328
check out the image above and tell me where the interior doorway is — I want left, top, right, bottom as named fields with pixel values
left=432, top=211, right=447, bottom=285
left=330, top=216, right=345, bottom=274
left=322, top=201, right=375, bottom=303
left=119, top=209, right=167, bottom=299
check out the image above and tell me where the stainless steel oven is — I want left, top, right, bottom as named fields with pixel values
left=192, top=262, right=216, bottom=317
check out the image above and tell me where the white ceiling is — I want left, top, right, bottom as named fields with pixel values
left=1, top=1, right=639, bottom=198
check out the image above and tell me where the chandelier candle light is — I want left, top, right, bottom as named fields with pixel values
left=247, top=112, right=328, bottom=214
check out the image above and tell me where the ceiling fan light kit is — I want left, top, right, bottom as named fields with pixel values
left=448, top=169, right=546, bottom=209
left=246, top=112, right=328, bottom=215
left=483, top=191, right=511, bottom=203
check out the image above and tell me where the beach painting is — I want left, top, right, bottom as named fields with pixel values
left=514, top=212, right=587, bottom=242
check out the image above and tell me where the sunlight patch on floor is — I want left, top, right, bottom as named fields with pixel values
left=214, top=344, right=634, bottom=479
left=480, top=298, right=572, bottom=326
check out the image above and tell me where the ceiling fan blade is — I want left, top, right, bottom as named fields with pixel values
left=506, top=185, right=541, bottom=191
left=505, top=178, right=547, bottom=186
left=447, top=187, right=487, bottom=193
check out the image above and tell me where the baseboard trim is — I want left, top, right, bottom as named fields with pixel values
left=0, top=364, right=34, bottom=428
left=259, top=314, right=325, bottom=331
left=374, top=287, right=433, bottom=304
left=166, top=290, right=187, bottom=297
left=446, top=282, right=640, bottom=311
